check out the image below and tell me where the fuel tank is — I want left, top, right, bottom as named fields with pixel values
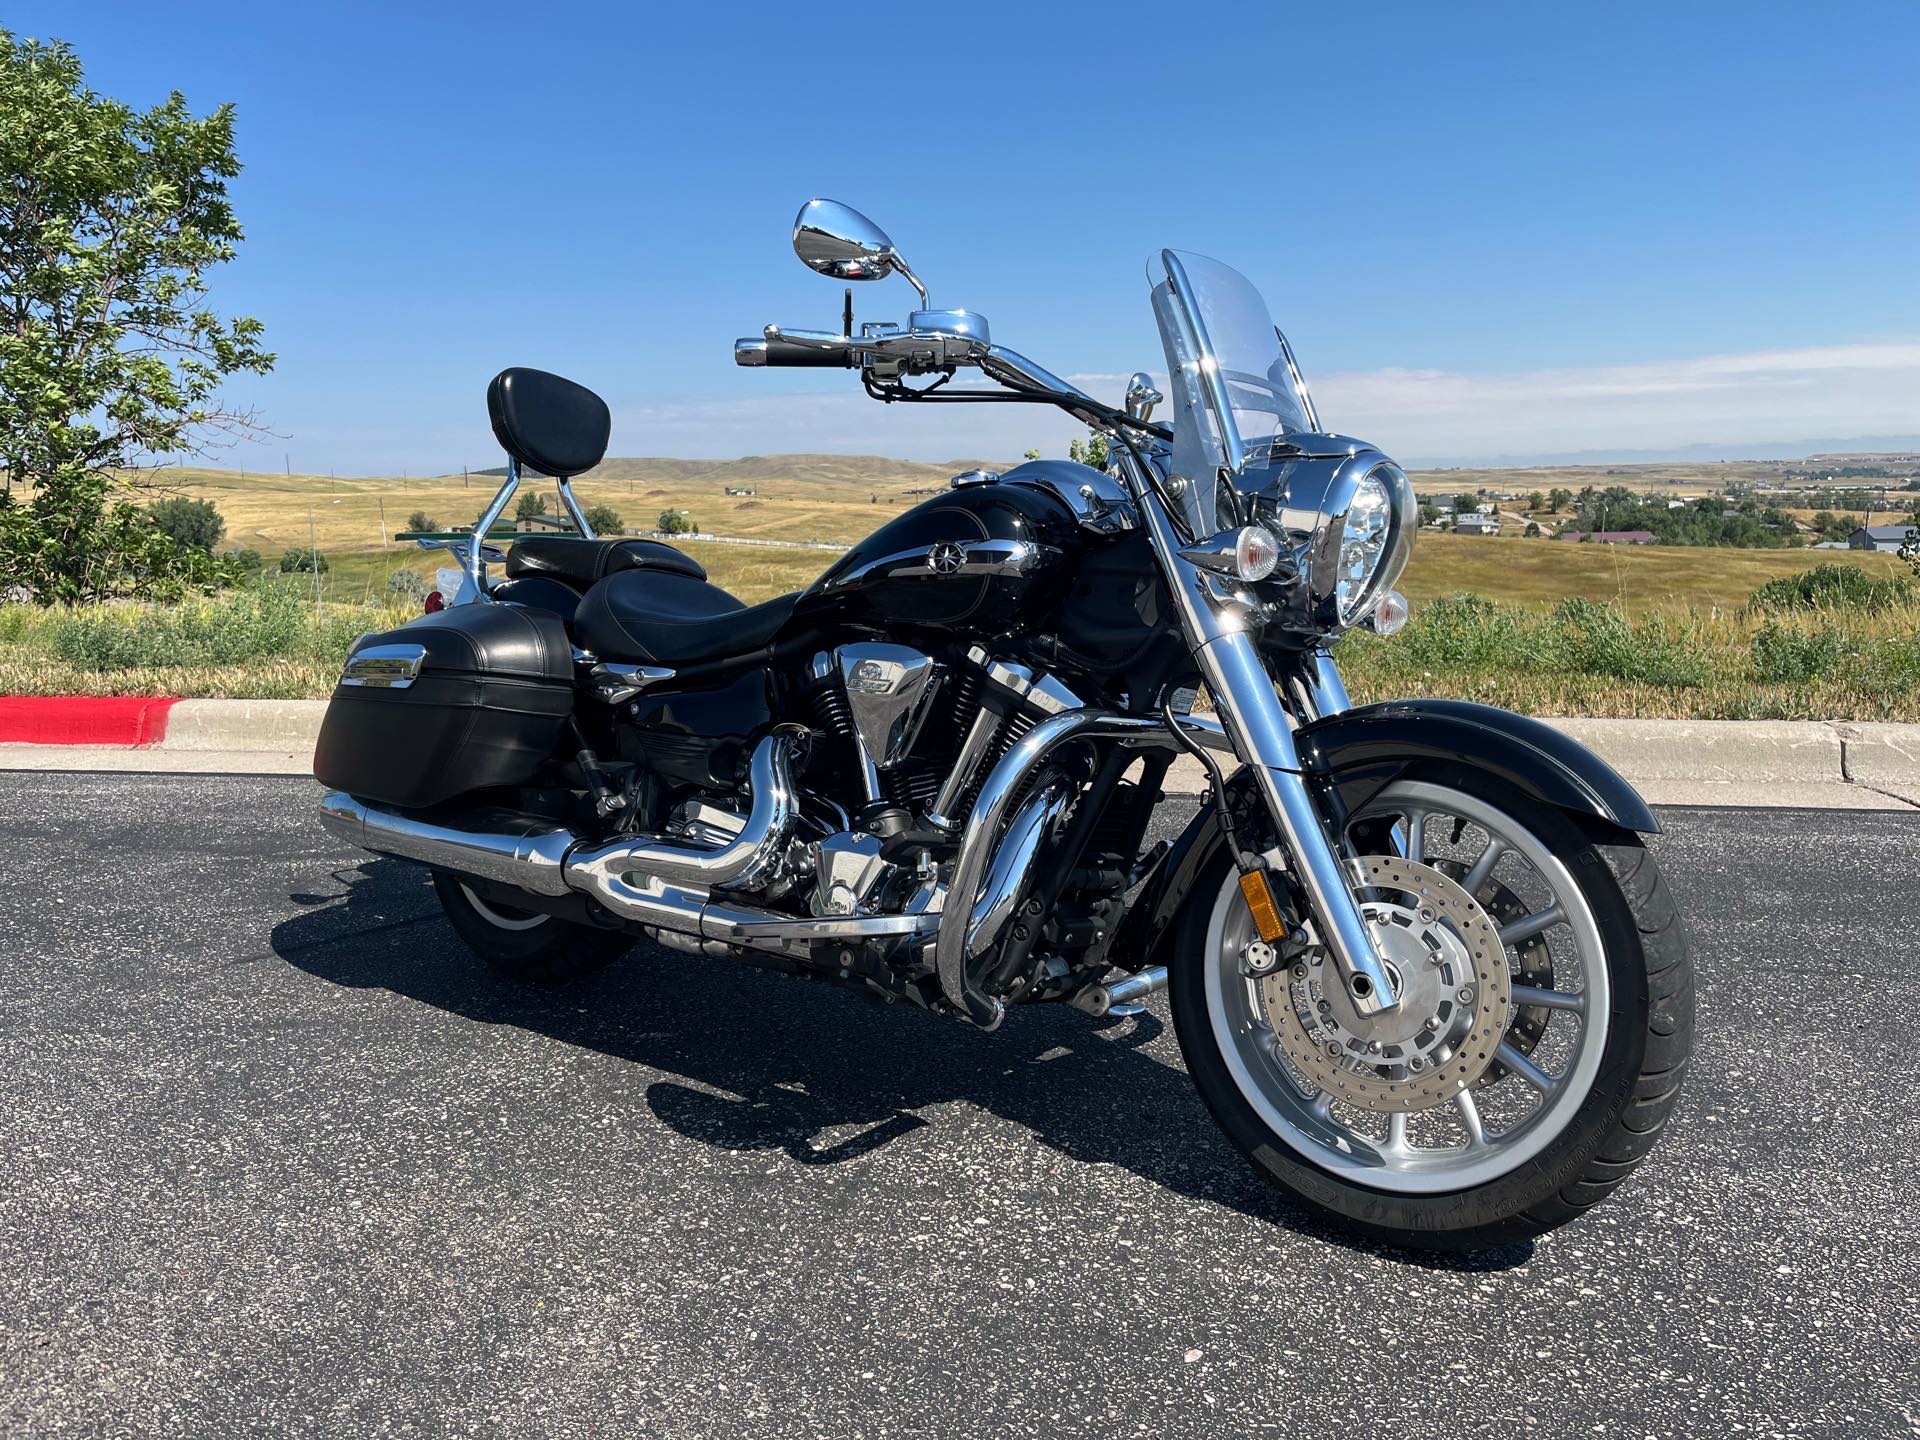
left=793, top=481, right=1082, bottom=638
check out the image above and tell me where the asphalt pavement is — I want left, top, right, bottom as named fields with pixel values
left=1, top=772, right=1916, bottom=1438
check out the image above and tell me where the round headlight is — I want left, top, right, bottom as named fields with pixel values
left=1334, top=461, right=1412, bottom=624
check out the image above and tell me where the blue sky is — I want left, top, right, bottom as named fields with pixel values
left=11, top=1, right=1919, bottom=471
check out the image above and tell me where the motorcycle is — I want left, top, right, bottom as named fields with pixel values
left=314, top=199, right=1693, bottom=1249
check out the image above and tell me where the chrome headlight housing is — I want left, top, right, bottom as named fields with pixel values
left=1243, top=438, right=1415, bottom=634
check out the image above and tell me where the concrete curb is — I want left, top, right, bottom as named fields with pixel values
left=1, top=699, right=1916, bottom=810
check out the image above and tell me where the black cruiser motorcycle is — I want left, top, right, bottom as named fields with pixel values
left=315, top=200, right=1692, bottom=1249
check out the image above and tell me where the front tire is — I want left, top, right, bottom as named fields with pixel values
left=432, top=871, right=632, bottom=984
left=1167, top=772, right=1691, bottom=1251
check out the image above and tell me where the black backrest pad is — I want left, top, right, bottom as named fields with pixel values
left=486, top=367, right=611, bottom=478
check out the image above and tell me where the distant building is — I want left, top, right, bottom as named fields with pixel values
left=723, top=486, right=756, bottom=496
left=1454, top=511, right=1501, bottom=536
left=515, top=513, right=576, bottom=534
left=1849, top=524, right=1917, bottom=553
left=1557, top=529, right=1658, bottom=545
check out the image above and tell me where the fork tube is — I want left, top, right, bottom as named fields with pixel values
left=1125, top=456, right=1399, bottom=1015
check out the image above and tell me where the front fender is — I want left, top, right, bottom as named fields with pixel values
left=1106, top=698, right=1655, bottom=975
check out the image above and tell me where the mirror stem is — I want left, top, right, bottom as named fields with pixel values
left=842, top=288, right=853, bottom=340
left=891, top=255, right=928, bottom=308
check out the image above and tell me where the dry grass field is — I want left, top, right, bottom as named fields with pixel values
left=5, top=457, right=1914, bottom=717
left=111, top=456, right=1911, bottom=611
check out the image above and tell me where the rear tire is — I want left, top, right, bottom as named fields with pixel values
left=431, top=871, right=631, bottom=984
left=1167, top=774, right=1692, bottom=1251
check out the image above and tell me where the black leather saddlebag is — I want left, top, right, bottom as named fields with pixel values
left=313, top=604, right=574, bottom=809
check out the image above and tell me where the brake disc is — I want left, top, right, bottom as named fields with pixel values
left=1432, top=860, right=1554, bottom=1088
left=1261, top=855, right=1511, bottom=1113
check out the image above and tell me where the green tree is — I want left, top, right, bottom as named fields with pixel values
left=1548, top=487, right=1572, bottom=513
left=1527, top=491, right=1545, bottom=513
left=514, top=491, right=547, bottom=520
left=584, top=503, right=623, bottom=534
left=278, top=547, right=327, bottom=573
left=1022, top=448, right=1040, bottom=462
left=1453, top=492, right=1479, bottom=516
left=147, top=496, right=224, bottom=551
left=657, top=510, right=689, bottom=535
left=406, top=510, right=437, bottom=533
left=1069, top=434, right=1111, bottom=469
left=0, top=33, right=272, bottom=601
left=1525, top=520, right=1542, bottom=537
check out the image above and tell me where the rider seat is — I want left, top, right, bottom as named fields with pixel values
left=574, top=569, right=797, bottom=666
left=505, top=537, right=707, bottom=589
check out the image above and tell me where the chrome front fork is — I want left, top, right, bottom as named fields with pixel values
left=1130, top=467, right=1400, bottom=1016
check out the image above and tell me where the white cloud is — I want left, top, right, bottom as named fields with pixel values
left=607, top=342, right=1920, bottom=467
left=1313, top=341, right=1920, bottom=461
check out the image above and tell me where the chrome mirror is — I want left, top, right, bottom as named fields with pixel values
left=792, top=199, right=927, bottom=305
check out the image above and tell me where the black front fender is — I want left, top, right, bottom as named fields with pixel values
left=1106, top=698, right=1655, bottom=975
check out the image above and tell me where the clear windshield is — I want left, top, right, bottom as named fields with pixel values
left=1150, top=249, right=1314, bottom=535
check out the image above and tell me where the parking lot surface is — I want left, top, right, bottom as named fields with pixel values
left=1, top=772, right=1915, bottom=1438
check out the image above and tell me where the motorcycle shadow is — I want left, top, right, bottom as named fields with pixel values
left=273, top=858, right=1533, bottom=1272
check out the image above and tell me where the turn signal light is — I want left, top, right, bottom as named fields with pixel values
left=423, top=590, right=445, bottom=614
left=1235, top=525, right=1281, bottom=582
left=1368, top=589, right=1410, bottom=635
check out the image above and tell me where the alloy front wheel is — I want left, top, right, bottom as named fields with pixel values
left=1168, top=774, right=1692, bottom=1248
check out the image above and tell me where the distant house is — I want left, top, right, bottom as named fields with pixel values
left=723, top=486, right=756, bottom=497
left=515, top=513, right=576, bottom=534
left=1556, top=529, right=1657, bottom=545
left=1454, top=511, right=1501, bottom=536
left=1431, top=497, right=1458, bottom=514
left=1849, top=524, right=1917, bottom=553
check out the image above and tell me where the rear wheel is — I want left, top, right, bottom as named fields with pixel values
left=1168, top=773, right=1691, bottom=1250
left=431, top=871, right=632, bottom=984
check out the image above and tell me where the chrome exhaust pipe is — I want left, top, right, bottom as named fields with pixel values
left=563, top=726, right=804, bottom=899
left=320, top=729, right=829, bottom=952
left=318, top=792, right=576, bottom=896
left=319, top=729, right=803, bottom=912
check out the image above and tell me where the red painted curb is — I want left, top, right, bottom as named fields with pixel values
left=0, top=696, right=180, bottom=746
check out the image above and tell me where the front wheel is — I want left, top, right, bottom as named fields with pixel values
left=1168, top=773, right=1691, bottom=1250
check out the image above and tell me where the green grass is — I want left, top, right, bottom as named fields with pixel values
left=0, top=583, right=416, bottom=699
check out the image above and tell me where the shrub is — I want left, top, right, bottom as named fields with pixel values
left=387, top=568, right=426, bottom=597
left=230, top=547, right=264, bottom=577
left=1751, top=620, right=1845, bottom=684
left=52, top=586, right=308, bottom=669
left=1748, top=563, right=1913, bottom=614
left=1546, top=598, right=1708, bottom=687
left=147, top=497, right=226, bottom=552
left=47, top=586, right=411, bottom=672
left=1395, top=593, right=1527, bottom=669
left=406, top=510, right=437, bottom=533
left=279, top=548, right=328, bottom=574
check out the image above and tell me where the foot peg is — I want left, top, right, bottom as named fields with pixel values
left=1069, top=964, right=1168, bottom=1018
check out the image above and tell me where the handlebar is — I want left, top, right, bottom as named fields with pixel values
left=734, top=336, right=853, bottom=368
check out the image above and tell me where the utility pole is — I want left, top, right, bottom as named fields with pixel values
left=378, top=496, right=389, bottom=550
left=308, top=506, right=322, bottom=619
